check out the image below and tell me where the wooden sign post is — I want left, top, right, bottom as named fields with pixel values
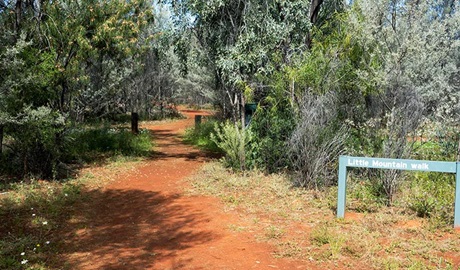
left=337, top=156, right=460, bottom=227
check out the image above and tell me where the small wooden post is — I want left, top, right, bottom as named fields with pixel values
left=195, top=115, right=202, bottom=128
left=131, top=112, right=139, bottom=135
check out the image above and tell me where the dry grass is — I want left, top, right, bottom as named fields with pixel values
left=186, top=162, right=460, bottom=269
left=0, top=155, right=148, bottom=269
left=0, top=118, right=162, bottom=269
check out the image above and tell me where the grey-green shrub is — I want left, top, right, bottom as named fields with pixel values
left=3, top=106, right=66, bottom=179
left=288, top=92, right=347, bottom=189
left=211, top=121, right=253, bottom=171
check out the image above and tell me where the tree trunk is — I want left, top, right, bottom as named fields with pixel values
left=0, top=125, right=3, bottom=155
left=310, top=0, right=324, bottom=24
left=240, top=92, right=245, bottom=128
left=60, top=80, right=68, bottom=112
left=15, top=0, right=22, bottom=33
left=131, top=112, right=139, bottom=135
left=227, top=90, right=239, bottom=124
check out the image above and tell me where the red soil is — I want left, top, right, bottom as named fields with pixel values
left=60, top=109, right=310, bottom=269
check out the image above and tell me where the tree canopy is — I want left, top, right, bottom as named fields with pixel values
left=0, top=0, right=459, bottom=185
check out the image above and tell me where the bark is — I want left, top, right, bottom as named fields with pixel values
left=60, top=80, right=68, bottom=112
left=131, top=112, right=139, bottom=135
left=32, top=0, right=40, bottom=19
left=310, top=0, right=324, bottom=24
left=15, top=0, right=22, bottom=33
left=240, top=92, right=245, bottom=128
left=307, top=0, right=324, bottom=48
left=0, top=125, right=3, bottom=155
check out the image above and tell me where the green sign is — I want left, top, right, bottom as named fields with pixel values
left=337, top=156, right=460, bottom=228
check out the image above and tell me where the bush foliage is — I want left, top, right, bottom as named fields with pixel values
left=248, top=99, right=295, bottom=172
left=211, top=121, right=253, bottom=171
left=0, top=124, right=153, bottom=182
left=183, top=119, right=221, bottom=152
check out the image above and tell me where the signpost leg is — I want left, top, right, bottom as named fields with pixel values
left=337, top=156, right=347, bottom=218
left=455, top=162, right=460, bottom=228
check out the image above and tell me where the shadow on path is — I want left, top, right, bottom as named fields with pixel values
left=59, top=114, right=219, bottom=269
left=61, top=187, right=218, bottom=269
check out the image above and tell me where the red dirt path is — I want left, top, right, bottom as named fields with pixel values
left=61, top=110, right=309, bottom=269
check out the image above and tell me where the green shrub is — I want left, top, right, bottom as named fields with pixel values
left=1, top=107, right=66, bottom=179
left=400, top=123, right=458, bottom=225
left=403, top=172, right=454, bottom=225
left=211, top=121, right=253, bottom=171
left=67, top=126, right=153, bottom=162
left=1, top=124, right=153, bottom=182
left=249, top=100, right=295, bottom=172
left=347, top=173, right=387, bottom=212
left=411, top=124, right=459, bottom=162
left=183, top=119, right=221, bottom=152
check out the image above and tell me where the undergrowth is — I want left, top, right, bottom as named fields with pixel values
left=0, top=120, right=156, bottom=269
left=0, top=122, right=154, bottom=182
left=0, top=150, right=146, bottom=269
left=183, top=119, right=220, bottom=152
left=0, top=180, right=82, bottom=269
left=67, top=126, right=153, bottom=163
left=187, top=162, right=460, bottom=269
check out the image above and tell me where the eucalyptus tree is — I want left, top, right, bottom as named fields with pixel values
left=169, top=0, right=343, bottom=125
left=239, top=0, right=458, bottom=188
left=0, top=0, right=154, bottom=118
left=346, top=0, right=460, bottom=203
left=274, top=15, right=368, bottom=186
left=50, top=0, right=154, bottom=120
left=0, top=0, right=155, bottom=177
left=124, top=3, right=197, bottom=119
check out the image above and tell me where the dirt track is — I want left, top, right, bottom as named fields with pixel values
left=61, top=110, right=308, bottom=269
